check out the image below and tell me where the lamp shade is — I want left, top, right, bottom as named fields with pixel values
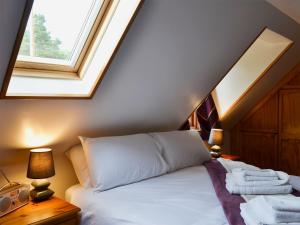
left=208, top=129, right=223, bottom=146
left=27, top=148, right=55, bottom=179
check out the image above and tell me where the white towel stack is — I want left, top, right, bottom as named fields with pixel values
left=226, top=168, right=292, bottom=195
left=289, top=176, right=300, bottom=192
left=240, top=196, right=300, bottom=225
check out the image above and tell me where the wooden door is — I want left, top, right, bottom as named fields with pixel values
left=279, top=140, right=300, bottom=175
left=279, top=90, right=300, bottom=175
left=237, top=94, right=279, bottom=169
left=240, top=132, right=278, bottom=169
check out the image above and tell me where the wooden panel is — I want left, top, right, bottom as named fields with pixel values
left=240, top=132, right=277, bottom=169
left=279, top=139, right=300, bottom=176
left=241, top=93, right=278, bottom=132
left=230, top=124, right=241, bottom=155
left=286, top=72, right=300, bottom=87
left=280, top=90, right=300, bottom=139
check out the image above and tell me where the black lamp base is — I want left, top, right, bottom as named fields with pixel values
left=30, top=179, right=54, bottom=202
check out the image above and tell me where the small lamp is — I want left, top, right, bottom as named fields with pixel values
left=27, top=148, right=55, bottom=202
left=208, top=128, right=224, bottom=158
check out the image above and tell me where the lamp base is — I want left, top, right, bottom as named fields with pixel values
left=210, top=150, right=222, bottom=158
left=210, top=145, right=222, bottom=158
left=30, top=179, right=54, bottom=202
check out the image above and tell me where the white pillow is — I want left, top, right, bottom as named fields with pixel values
left=65, top=144, right=91, bottom=188
left=150, top=130, right=211, bottom=172
left=79, top=133, right=169, bottom=191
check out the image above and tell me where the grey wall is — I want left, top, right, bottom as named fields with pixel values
left=266, top=0, right=300, bottom=24
left=0, top=0, right=299, bottom=197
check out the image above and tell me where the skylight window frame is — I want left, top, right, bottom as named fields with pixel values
left=13, top=0, right=115, bottom=78
left=1, top=0, right=144, bottom=99
left=15, top=0, right=102, bottom=69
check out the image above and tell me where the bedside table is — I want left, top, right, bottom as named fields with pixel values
left=220, top=154, right=240, bottom=161
left=0, top=197, right=80, bottom=225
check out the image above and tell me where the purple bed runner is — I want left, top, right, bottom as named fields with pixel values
left=204, top=160, right=246, bottom=225
left=204, top=160, right=300, bottom=225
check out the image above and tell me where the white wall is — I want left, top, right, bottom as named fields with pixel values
left=0, top=0, right=300, bottom=198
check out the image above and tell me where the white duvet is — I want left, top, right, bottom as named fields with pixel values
left=66, top=165, right=229, bottom=225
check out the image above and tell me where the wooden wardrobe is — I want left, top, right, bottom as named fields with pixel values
left=231, top=64, right=300, bottom=175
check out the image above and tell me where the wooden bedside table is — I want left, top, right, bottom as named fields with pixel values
left=220, top=154, right=240, bottom=161
left=0, top=197, right=80, bottom=225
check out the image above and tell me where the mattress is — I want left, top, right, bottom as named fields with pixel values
left=66, top=165, right=228, bottom=225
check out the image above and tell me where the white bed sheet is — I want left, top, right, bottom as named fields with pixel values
left=66, top=165, right=228, bottom=225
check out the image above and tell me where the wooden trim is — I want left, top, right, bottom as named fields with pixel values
left=1, top=0, right=144, bottom=99
left=14, top=60, right=76, bottom=73
left=278, top=88, right=283, bottom=164
left=240, top=131, right=277, bottom=137
left=178, top=26, right=268, bottom=129
left=13, top=68, right=79, bottom=80
left=279, top=88, right=300, bottom=94
left=0, top=0, right=34, bottom=98
left=276, top=88, right=280, bottom=171
left=240, top=128, right=278, bottom=134
left=282, top=85, right=300, bottom=89
left=280, top=134, right=300, bottom=140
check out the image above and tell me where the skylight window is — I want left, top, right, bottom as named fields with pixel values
left=212, top=28, right=293, bottom=119
left=17, top=0, right=102, bottom=67
left=1, top=0, right=143, bottom=98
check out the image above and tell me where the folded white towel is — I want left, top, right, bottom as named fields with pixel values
left=263, top=196, right=300, bottom=212
left=245, top=176, right=279, bottom=181
left=245, top=196, right=300, bottom=223
left=226, top=174, right=293, bottom=195
left=289, top=176, right=300, bottom=192
left=233, top=170, right=279, bottom=183
left=240, top=202, right=300, bottom=225
left=217, top=158, right=259, bottom=173
left=234, top=168, right=278, bottom=177
left=226, top=183, right=292, bottom=195
left=231, top=171, right=289, bottom=186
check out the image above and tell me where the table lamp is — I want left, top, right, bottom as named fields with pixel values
left=27, top=148, right=55, bottom=202
left=208, top=128, right=223, bottom=158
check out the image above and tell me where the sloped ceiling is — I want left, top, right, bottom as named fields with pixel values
left=266, top=0, right=300, bottom=24
left=0, top=0, right=300, bottom=197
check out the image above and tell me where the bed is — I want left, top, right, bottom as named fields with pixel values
left=64, top=130, right=235, bottom=225
left=66, top=165, right=229, bottom=225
